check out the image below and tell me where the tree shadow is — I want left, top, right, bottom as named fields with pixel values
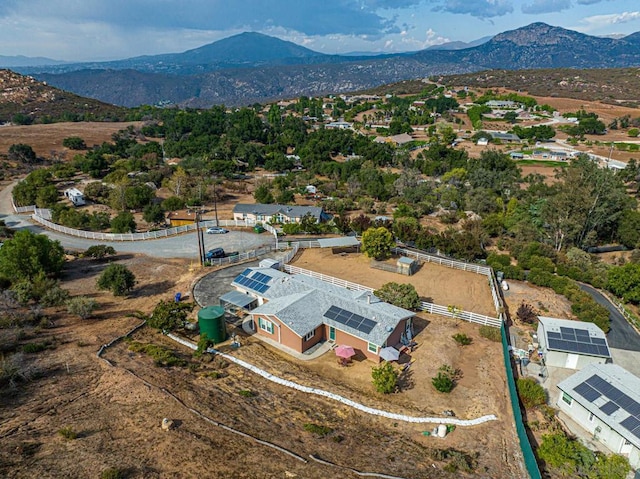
left=397, top=368, right=415, bottom=391
left=133, top=280, right=175, bottom=298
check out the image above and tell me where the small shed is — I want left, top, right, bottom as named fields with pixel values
left=259, top=258, right=281, bottom=270
left=167, top=210, right=197, bottom=227
left=397, top=256, right=418, bottom=276
left=537, top=316, right=611, bottom=370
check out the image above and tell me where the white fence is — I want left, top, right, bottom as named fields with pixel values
left=28, top=215, right=278, bottom=242
left=393, top=247, right=505, bottom=322
left=283, top=264, right=502, bottom=328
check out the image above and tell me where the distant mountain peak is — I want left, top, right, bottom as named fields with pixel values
left=491, top=22, right=587, bottom=46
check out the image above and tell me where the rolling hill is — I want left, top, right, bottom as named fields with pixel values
left=17, top=23, right=640, bottom=108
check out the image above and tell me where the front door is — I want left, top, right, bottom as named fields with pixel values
left=565, top=354, right=579, bottom=369
left=329, top=327, right=336, bottom=341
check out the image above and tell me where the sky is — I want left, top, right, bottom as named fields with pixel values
left=1, top=0, right=640, bottom=61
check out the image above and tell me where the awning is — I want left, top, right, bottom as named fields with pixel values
left=219, top=290, right=256, bottom=309
left=317, top=237, right=360, bottom=248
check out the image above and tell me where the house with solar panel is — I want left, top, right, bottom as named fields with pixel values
left=556, top=364, right=640, bottom=469
left=537, top=316, right=611, bottom=370
left=225, top=267, right=414, bottom=361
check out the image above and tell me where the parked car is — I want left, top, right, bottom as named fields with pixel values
left=205, top=248, right=225, bottom=259
left=206, top=227, right=228, bottom=234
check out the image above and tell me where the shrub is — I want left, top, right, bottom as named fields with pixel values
left=58, top=426, right=77, bottom=440
left=62, top=136, right=87, bottom=150
left=128, top=341, right=186, bottom=367
left=66, top=296, right=98, bottom=320
left=100, top=468, right=124, bottom=479
left=372, top=361, right=398, bottom=394
left=303, top=423, right=333, bottom=437
left=452, top=333, right=472, bottom=346
left=516, top=377, right=546, bottom=408
left=238, top=389, right=256, bottom=398
left=516, top=302, right=537, bottom=324
left=97, top=264, right=136, bottom=296
left=22, top=342, right=48, bottom=354
left=432, top=372, right=454, bottom=393
left=479, top=325, right=501, bottom=342
left=431, top=364, right=460, bottom=393
left=84, top=245, right=116, bottom=260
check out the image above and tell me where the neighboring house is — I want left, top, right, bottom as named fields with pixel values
left=557, top=363, right=640, bottom=470
left=488, top=132, right=521, bottom=143
left=476, top=137, right=489, bottom=146
left=230, top=267, right=415, bottom=361
left=373, top=133, right=414, bottom=146
left=537, top=316, right=611, bottom=370
left=166, top=210, right=197, bottom=227
left=325, top=120, right=352, bottom=129
left=63, top=188, right=85, bottom=206
left=233, top=204, right=328, bottom=224
left=485, top=100, right=518, bottom=109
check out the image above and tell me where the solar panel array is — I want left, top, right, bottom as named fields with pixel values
left=546, top=326, right=610, bottom=357
left=233, top=269, right=272, bottom=294
left=323, top=305, right=377, bottom=335
left=573, top=374, right=640, bottom=441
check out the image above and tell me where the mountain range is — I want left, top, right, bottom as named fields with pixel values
left=8, top=23, right=640, bottom=108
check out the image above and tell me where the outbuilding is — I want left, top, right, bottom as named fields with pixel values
left=537, top=316, right=611, bottom=370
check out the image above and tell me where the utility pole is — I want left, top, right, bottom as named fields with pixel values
left=195, top=210, right=205, bottom=267
left=213, top=179, right=219, bottom=227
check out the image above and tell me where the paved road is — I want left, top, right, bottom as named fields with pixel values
left=0, top=211, right=275, bottom=259
left=579, top=283, right=640, bottom=352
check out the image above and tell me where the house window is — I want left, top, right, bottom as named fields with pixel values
left=561, top=392, right=573, bottom=406
left=303, top=330, right=315, bottom=342
left=258, top=317, right=274, bottom=334
left=368, top=342, right=377, bottom=353
left=588, top=412, right=595, bottom=422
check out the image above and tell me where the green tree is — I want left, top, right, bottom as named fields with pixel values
left=374, top=282, right=420, bottom=310
left=0, top=230, right=65, bottom=282
left=588, top=453, right=631, bottom=479
left=143, top=203, right=165, bottom=224
left=146, top=300, right=194, bottom=331
left=8, top=143, right=37, bottom=163
left=362, top=227, right=394, bottom=260
left=254, top=184, right=274, bottom=204
left=110, top=211, right=136, bottom=234
left=97, top=264, right=136, bottom=296
left=62, top=136, right=87, bottom=150
left=66, top=296, right=98, bottom=319
left=371, top=361, right=398, bottom=394
left=607, top=263, right=640, bottom=304
left=616, top=210, right=640, bottom=249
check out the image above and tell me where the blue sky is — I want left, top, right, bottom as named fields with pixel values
left=1, top=0, right=639, bottom=61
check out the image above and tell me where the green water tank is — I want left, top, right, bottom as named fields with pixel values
left=198, top=306, right=227, bottom=343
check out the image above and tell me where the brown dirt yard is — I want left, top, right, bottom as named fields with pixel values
left=0, top=249, right=524, bottom=479
left=0, top=122, right=142, bottom=158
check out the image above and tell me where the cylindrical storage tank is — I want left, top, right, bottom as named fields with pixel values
left=437, top=424, right=447, bottom=438
left=198, top=306, right=227, bottom=343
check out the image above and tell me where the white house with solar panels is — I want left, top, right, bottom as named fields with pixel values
left=537, top=316, right=611, bottom=370
left=556, top=363, right=640, bottom=470
left=232, top=203, right=329, bottom=224
left=224, top=267, right=414, bottom=361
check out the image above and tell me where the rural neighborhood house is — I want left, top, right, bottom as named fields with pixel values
left=227, top=267, right=415, bottom=361
left=556, top=363, right=640, bottom=469
left=232, top=203, right=329, bottom=224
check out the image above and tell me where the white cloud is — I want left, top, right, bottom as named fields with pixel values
left=522, top=0, right=571, bottom=15
left=579, top=11, right=640, bottom=31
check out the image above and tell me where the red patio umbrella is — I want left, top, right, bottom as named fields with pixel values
left=335, top=345, right=356, bottom=359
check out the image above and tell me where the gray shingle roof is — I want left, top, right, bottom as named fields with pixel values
left=233, top=203, right=324, bottom=221
left=233, top=268, right=413, bottom=346
left=557, top=363, right=640, bottom=449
